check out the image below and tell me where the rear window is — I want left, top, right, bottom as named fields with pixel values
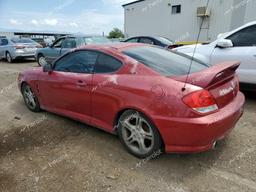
left=123, top=46, right=208, bottom=76
left=11, top=38, right=35, bottom=44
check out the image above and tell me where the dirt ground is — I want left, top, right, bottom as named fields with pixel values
left=0, top=60, right=255, bottom=192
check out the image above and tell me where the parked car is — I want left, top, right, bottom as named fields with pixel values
left=174, top=21, right=256, bottom=90
left=124, top=36, right=174, bottom=47
left=36, top=35, right=111, bottom=66
left=0, top=37, right=42, bottom=63
left=18, top=43, right=244, bottom=158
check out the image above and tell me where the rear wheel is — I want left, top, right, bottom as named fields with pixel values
left=37, top=54, right=47, bottom=66
left=22, top=83, right=41, bottom=112
left=117, top=110, right=162, bottom=158
left=6, top=52, right=13, bottom=63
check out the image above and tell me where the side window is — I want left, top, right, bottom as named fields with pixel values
left=227, top=25, right=256, bottom=47
left=126, top=38, right=139, bottom=43
left=95, top=53, right=122, bottom=73
left=139, top=38, right=154, bottom=45
left=52, top=38, right=64, bottom=48
left=62, top=38, right=77, bottom=48
left=54, top=51, right=98, bottom=73
left=0, top=39, right=8, bottom=46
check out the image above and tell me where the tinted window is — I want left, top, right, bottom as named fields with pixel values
left=125, top=38, right=139, bottom=43
left=62, top=38, right=77, bottom=48
left=95, top=53, right=122, bottom=73
left=139, top=38, right=154, bottom=45
left=0, top=39, right=8, bottom=46
left=123, top=46, right=208, bottom=76
left=227, top=25, right=256, bottom=47
left=54, top=51, right=98, bottom=73
left=53, top=38, right=64, bottom=48
left=155, top=37, right=174, bottom=46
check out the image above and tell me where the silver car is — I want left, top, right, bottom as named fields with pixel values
left=0, top=37, right=42, bottom=63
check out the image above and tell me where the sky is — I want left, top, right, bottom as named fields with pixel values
left=0, top=0, right=134, bottom=34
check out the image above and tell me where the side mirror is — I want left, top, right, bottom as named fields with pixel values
left=43, top=64, right=53, bottom=73
left=216, top=39, right=233, bottom=48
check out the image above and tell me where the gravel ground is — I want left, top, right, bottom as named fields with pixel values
left=0, top=60, right=255, bottom=192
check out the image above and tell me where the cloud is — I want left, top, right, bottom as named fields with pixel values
left=44, top=19, right=58, bottom=26
left=31, top=19, right=39, bottom=25
left=49, top=0, right=75, bottom=16
left=10, top=19, right=22, bottom=25
left=69, top=22, right=78, bottom=27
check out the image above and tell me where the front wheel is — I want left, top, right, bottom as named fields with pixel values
left=22, top=84, right=41, bottom=112
left=117, top=110, right=162, bottom=158
left=37, top=54, right=47, bottom=66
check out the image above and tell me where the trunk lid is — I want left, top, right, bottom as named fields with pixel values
left=172, top=61, right=240, bottom=108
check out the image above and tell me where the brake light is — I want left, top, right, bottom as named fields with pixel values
left=15, top=45, right=25, bottom=49
left=36, top=45, right=43, bottom=48
left=183, top=90, right=218, bottom=114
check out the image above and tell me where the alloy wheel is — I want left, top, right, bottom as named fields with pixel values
left=23, top=85, right=37, bottom=110
left=38, top=56, right=47, bottom=66
left=120, top=112, right=155, bottom=155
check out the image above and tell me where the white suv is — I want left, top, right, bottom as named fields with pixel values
left=175, top=21, right=256, bottom=90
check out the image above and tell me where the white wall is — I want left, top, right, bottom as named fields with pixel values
left=123, top=0, right=256, bottom=42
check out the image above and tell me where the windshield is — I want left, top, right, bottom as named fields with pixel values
left=84, top=36, right=111, bottom=44
left=11, top=38, right=35, bottom=44
left=123, top=46, right=209, bottom=76
left=155, top=37, right=174, bottom=45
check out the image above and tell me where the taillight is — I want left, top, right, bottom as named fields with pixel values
left=36, top=45, right=43, bottom=48
left=183, top=90, right=218, bottom=114
left=15, top=45, right=25, bottom=49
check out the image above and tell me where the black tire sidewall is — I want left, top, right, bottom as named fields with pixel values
left=117, top=110, right=162, bottom=159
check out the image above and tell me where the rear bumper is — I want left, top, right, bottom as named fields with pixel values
left=153, top=92, right=245, bottom=153
left=13, top=50, right=36, bottom=59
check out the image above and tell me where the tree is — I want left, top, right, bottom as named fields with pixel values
left=108, top=28, right=125, bottom=39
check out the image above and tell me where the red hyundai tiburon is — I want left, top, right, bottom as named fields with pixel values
left=18, top=43, right=245, bottom=158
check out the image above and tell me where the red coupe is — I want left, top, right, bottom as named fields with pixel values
left=18, top=43, right=245, bottom=158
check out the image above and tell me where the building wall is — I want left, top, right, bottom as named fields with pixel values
left=123, top=0, right=256, bottom=42
left=0, top=32, right=14, bottom=38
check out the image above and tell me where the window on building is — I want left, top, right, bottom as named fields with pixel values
left=172, top=5, right=181, bottom=14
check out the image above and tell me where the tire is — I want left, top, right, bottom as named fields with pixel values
left=22, top=83, right=41, bottom=112
left=117, top=110, right=163, bottom=158
left=6, top=52, right=13, bottom=63
left=37, top=54, right=47, bottom=66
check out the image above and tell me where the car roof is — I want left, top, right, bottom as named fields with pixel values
left=77, top=43, right=146, bottom=52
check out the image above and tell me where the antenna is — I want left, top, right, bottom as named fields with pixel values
left=182, top=0, right=211, bottom=92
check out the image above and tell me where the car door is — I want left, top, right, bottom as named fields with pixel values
left=211, top=25, right=256, bottom=84
left=91, top=52, right=123, bottom=131
left=60, top=37, right=77, bottom=55
left=39, top=50, right=99, bottom=123
left=46, top=37, right=65, bottom=64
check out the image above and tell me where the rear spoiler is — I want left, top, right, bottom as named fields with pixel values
left=172, top=61, right=240, bottom=88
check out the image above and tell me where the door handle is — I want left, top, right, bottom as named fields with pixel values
left=76, top=80, right=87, bottom=87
